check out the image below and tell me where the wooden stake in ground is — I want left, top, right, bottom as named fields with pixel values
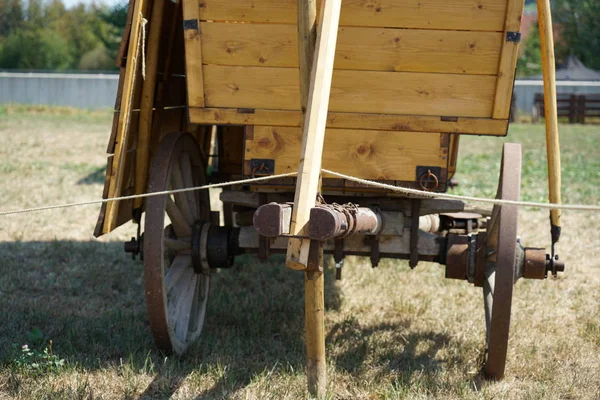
left=294, top=0, right=340, bottom=397
left=286, top=0, right=342, bottom=271
left=536, top=0, right=562, bottom=240
left=305, top=243, right=326, bottom=397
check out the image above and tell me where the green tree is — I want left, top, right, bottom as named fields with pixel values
left=553, top=0, right=600, bottom=70
left=0, top=27, right=72, bottom=69
left=0, top=0, right=24, bottom=37
left=517, top=25, right=542, bottom=76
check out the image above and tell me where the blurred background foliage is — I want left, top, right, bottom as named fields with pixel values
left=0, top=0, right=127, bottom=70
left=518, top=0, right=600, bottom=76
left=0, top=0, right=599, bottom=73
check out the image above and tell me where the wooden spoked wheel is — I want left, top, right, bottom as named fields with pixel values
left=144, top=132, right=211, bottom=355
left=483, top=143, right=522, bottom=379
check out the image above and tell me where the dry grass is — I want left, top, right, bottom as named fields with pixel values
left=0, top=108, right=599, bottom=399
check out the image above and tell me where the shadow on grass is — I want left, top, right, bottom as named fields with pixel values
left=0, top=243, right=340, bottom=398
left=326, top=311, right=482, bottom=393
left=0, top=241, right=479, bottom=398
left=77, top=166, right=106, bottom=185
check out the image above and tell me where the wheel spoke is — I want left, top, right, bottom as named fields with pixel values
left=164, top=255, right=191, bottom=294
left=171, top=160, right=196, bottom=225
left=483, top=264, right=496, bottom=344
left=188, top=275, right=203, bottom=333
left=166, top=197, right=192, bottom=237
left=173, top=272, right=198, bottom=343
left=164, top=236, right=191, bottom=253
left=180, top=153, right=200, bottom=219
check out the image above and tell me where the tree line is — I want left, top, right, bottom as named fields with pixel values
left=0, top=0, right=598, bottom=74
left=0, top=0, right=127, bottom=70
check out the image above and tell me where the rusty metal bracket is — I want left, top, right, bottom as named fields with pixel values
left=334, top=239, right=344, bottom=280
left=307, top=240, right=324, bottom=280
left=416, top=166, right=441, bottom=191
left=250, top=159, right=275, bottom=177
left=409, top=199, right=421, bottom=268
left=474, top=231, right=487, bottom=287
left=506, top=31, right=521, bottom=43
left=183, top=19, right=199, bottom=31
left=258, top=235, right=271, bottom=261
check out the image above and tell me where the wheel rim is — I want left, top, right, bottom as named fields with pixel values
left=144, top=132, right=211, bottom=355
left=483, top=142, right=521, bottom=379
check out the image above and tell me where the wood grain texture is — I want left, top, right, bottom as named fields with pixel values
left=182, top=0, right=205, bottom=107
left=297, top=0, right=317, bottom=113
left=104, top=0, right=147, bottom=234
left=286, top=0, right=342, bottom=270
left=201, top=23, right=502, bottom=75
left=305, top=266, right=326, bottom=398
left=237, top=227, right=443, bottom=255
left=492, top=0, right=525, bottom=118
left=135, top=0, right=166, bottom=210
left=190, top=107, right=509, bottom=135
left=537, top=0, right=561, bottom=228
left=198, top=0, right=507, bottom=32
left=245, top=126, right=446, bottom=181
left=204, top=65, right=496, bottom=118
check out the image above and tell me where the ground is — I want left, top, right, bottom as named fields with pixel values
left=0, top=105, right=599, bottom=399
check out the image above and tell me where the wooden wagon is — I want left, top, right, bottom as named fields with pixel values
left=95, top=0, right=564, bottom=395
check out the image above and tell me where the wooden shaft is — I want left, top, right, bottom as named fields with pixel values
left=536, top=0, right=562, bottom=233
left=305, top=245, right=326, bottom=398
left=104, top=0, right=148, bottom=233
left=134, top=0, right=166, bottom=211
left=298, top=0, right=317, bottom=113
left=286, top=0, right=342, bottom=270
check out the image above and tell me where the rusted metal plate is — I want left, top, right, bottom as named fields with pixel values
left=445, top=234, right=469, bottom=280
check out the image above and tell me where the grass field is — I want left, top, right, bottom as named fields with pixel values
left=0, top=106, right=599, bottom=399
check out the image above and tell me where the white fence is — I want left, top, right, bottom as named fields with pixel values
left=0, top=72, right=119, bottom=109
left=2, top=72, right=600, bottom=115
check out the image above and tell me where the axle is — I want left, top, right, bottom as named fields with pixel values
left=124, top=203, right=565, bottom=281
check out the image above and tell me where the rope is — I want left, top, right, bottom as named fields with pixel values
left=321, top=169, right=600, bottom=211
left=2, top=168, right=600, bottom=217
left=140, top=14, right=148, bottom=80
left=0, top=172, right=297, bottom=216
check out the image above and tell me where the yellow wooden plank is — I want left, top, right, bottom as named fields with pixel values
left=199, top=0, right=507, bottom=32
left=201, top=23, right=503, bottom=75
left=135, top=0, right=166, bottom=211
left=286, top=0, right=341, bottom=271
left=492, top=0, right=525, bottom=118
left=182, top=0, right=205, bottom=107
left=204, top=65, right=496, bottom=118
left=246, top=126, right=446, bottom=181
left=104, top=0, right=147, bottom=234
left=190, top=107, right=509, bottom=135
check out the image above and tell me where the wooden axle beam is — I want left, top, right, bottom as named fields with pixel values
left=252, top=203, right=443, bottom=240
left=238, top=226, right=443, bottom=257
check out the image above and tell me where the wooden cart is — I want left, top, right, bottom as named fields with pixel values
left=95, top=0, right=564, bottom=395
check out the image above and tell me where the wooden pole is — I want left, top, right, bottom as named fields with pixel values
left=305, top=244, right=326, bottom=398
left=134, top=0, right=166, bottom=212
left=536, top=0, right=562, bottom=241
left=287, top=0, right=341, bottom=271
left=295, top=1, right=339, bottom=397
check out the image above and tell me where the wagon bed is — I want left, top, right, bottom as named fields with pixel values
left=96, top=0, right=524, bottom=235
